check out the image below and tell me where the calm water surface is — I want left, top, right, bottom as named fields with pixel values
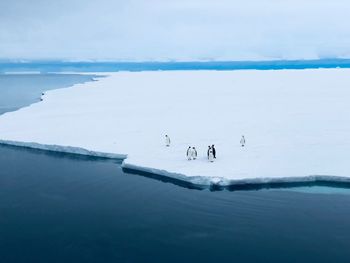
left=1, top=73, right=350, bottom=263
left=0, top=74, right=98, bottom=114
left=1, top=59, right=350, bottom=73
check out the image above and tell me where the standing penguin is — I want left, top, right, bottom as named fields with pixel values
left=186, top=146, right=192, bottom=160
left=208, top=149, right=214, bottom=162
left=211, top=145, right=216, bottom=158
left=191, top=147, right=197, bottom=160
left=165, top=135, right=171, bottom=147
left=240, top=135, right=246, bottom=147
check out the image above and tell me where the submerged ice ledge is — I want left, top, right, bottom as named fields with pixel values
left=1, top=70, right=350, bottom=188
left=121, top=161, right=350, bottom=187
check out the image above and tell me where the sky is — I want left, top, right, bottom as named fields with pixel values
left=1, top=0, right=350, bottom=61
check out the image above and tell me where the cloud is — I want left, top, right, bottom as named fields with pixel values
left=0, top=0, right=350, bottom=60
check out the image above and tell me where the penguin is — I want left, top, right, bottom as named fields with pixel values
left=191, top=147, right=197, bottom=160
left=165, top=135, right=171, bottom=147
left=187, top=146, right=192, bottom=160
left=211, top=145, right=216, bottom=158
left=207, top=146, right=211, bottom=159
left=240, top=135, right=246, bottom=147
left=208, top=149, right=214, bottom=162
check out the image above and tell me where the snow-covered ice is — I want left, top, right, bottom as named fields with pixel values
left=1, top=69, right=350, bottom=186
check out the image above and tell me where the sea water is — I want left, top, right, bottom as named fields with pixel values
left=2, top=144, right=350, bottom=263
left=0, top=73, right=98, bottom=114
left=1, top=59, right=350, bottom=73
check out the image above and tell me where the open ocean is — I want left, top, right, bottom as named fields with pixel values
left=1, top=59, right=350, bottom=73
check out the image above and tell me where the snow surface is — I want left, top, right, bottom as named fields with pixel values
left=0, top=69, right=350, bottom=186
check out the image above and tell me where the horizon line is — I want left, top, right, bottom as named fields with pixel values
left=1, top=58, right=350, bottom=64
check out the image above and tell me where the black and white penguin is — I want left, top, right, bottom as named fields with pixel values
left=191, top=147, right=197, bottom=160
left=240, top=135, right=246, bottom=147
left=211, top=145, right=216, bottom=158
left=208, top=149, right=214, bottom=162
left=187, top=146, right=192, bottom=160
left=165, top=135, right=171, bottom=147
left=207, top=146, right=211, bottom=159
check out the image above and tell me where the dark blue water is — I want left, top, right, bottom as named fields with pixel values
left=1, top=73, right=350, bottom=263
left=1, top=59, right=350, bottom=73
left=0, top=74, right=98, bottom=114
left=2, top=145, right=350, bottom=263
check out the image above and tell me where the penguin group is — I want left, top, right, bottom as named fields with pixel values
left=164, top=134, right=246, bottom=163
left=186, top=146, right=198, bottom=160
left=207, top=145, right=216, bottom=162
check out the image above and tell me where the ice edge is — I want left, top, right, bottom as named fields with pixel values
left=1, top=139, right=350, bottom=188
left=0, top=139, right=127, bottom=160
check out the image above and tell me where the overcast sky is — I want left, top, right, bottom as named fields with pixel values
left=1, top=0, right=350, bottom=61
